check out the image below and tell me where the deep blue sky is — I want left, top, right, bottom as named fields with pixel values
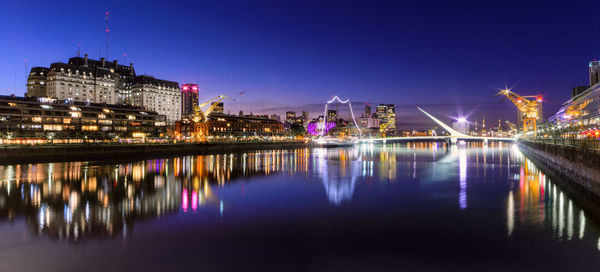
left=1, top=0, right=599, bottom=125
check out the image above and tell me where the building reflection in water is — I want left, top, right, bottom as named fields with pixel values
left=314, top=148, right=361, bottom=205
left=507, top=145, right=593, bottom=245
left=0, top=142, right=599, bottom=249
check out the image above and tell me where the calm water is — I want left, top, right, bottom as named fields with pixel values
left=0, top=143, right=599, bottom=271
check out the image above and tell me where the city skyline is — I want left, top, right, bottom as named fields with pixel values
left=1, top=0, right=600, bottom=122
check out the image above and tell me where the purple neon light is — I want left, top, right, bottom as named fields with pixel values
left=308, top=121, right=336, bottom=136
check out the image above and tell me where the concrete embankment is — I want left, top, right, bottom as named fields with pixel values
left=0, top=142, right=312, bottom=164
left=518, top=140, right=600, bottom=201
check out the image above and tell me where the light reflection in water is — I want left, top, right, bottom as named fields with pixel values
left=458, top=146, right=467, bottom=210
left=0, top=142, right=597, bottom=253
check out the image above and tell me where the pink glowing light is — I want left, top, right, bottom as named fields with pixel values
left=191, top=191, right=198, bottom=211
left=182, top=189, right=188, bottom=212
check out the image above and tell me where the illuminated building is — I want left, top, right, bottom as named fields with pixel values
left=26, top=67, right=49, bottom=97
left=26, top=55, right=181, bottom=123
left=269, top=114, right=281, bottom=122
left=181, top=83, right=199, bottom=117
left=0, top=95, right=166, bottom=142
left=27, top=54, right=136, bottom=104
left=125, top=75, right=181, bottom=123
left=302, top=111, right=309, bottom=119
left=326, top=110, right=337, bottom=122
left=175, top=113, right=284, bottom=140
left=307, top=120, right=336, bottom=136
left=552, top=61, right=600, bottom=128
left=285, top=111, right=296, bottom=123
left=208, top=113, right=283, bottom=135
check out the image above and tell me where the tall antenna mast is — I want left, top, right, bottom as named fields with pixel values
left=77, top=43, right=81, bottom=56
left=105, top=11, right=109, bottom=59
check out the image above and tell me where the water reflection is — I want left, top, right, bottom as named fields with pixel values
left=508, top=146, right=594, bottom=244
left=0, top=142, right=598, bottom=252
left=315, top=148, right=361, bottom=205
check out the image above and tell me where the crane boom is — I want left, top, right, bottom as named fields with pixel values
left=495, top=89, right=541, bottom=135
left=192, top=95, right=234, bottom=122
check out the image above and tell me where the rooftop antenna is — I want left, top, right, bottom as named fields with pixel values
left=77, top=43, right=81, bottom=56
left=123, top=53, right=127, bottom=64
left=105, top=11, right=109, bottom=59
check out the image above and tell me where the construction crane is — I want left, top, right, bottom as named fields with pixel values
left=495, top=89, right=542, bottom=135
left=379, top=117, right=394, bottom=138
left=191, top=95, right=234, bottom=122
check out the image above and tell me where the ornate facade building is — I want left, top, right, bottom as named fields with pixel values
left=27, top=54, right=181, bottom=123
left=124, top=75, right=181, bottom=123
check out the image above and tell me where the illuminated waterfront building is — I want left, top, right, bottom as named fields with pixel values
left=0, top=95, right=166, bottom=142
left=551, top=60, right=600, bottom=129
left=27, top=54, right=136, bottom=104
left=27, top=54, right=181, bottom=123
left=307, top=120, right=336, bottom=136
left=124, top=75, right=181, bottom=123
left=181, top=84, right=199, bottom=117
left=175, top=113, right=284, bottom=140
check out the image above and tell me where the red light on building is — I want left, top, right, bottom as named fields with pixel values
left=537, top=96, right=542, bottom=102
left=192, top=86, right=198, bottom=90
left=183, top=86, right=188, bottom=91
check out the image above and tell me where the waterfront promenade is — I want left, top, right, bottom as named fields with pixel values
left=0, top=140, right=311, bottom=164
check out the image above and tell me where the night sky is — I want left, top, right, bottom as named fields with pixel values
left=1, top=0, right=599, bottom=127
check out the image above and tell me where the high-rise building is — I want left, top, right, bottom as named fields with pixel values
left=590, top=60, right=600, bottom=87
left=364, top=103, right=371, bottom=117
left=286, top=111, right=296, bottom=123
left=302, top=111, right=309, bottom=119
left=359, top=115, right=380, bottom=129
left=270, top=114, right=281, bottom=122
left=181, top=84, right=199, bottom=117
left=327, top=110, right=337, bottom=122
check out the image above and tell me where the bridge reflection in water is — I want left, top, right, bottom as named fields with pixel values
left=0, top=142, right=598, bottom=249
